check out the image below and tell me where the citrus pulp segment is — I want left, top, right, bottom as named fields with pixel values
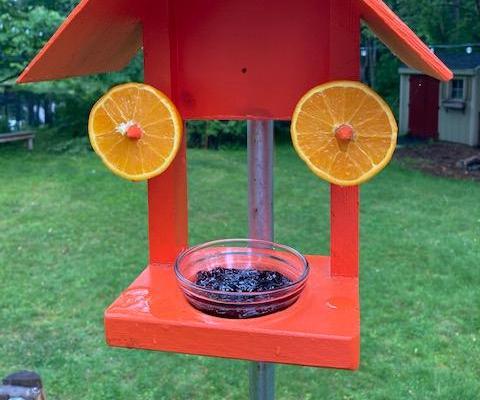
left=291, top=81, right=398, bottom=186
left=88, top=83, right=183, bottom=181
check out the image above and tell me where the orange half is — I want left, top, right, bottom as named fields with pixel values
left=291, top=81, right=398, bottom=186
left=88, top=83, right=183, bottom=181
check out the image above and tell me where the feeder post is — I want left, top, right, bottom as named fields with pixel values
left=247, top=120, right=275, bottom=400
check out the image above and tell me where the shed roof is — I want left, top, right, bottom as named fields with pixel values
left=435, top=50, right=480, bottom=70
left=17, top=0, right=452, bottom=84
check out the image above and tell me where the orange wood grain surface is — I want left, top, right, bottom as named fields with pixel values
left=331, top=186, right=359, bottom=278
left=144, top=5, right=189, bottom=265
left=360, top=0, right=453, bottom=81
left=327, top=2, right=360, bottom=279
left=17, top=0, right=143, bottom=83
left=105, top=255, right=360, bottom=369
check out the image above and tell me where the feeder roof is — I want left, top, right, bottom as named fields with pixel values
left=360, top=0, right=451, bottom=81
left=17, top=0, right=142, bottom=83
left=17, top=0, right=452, bottom=84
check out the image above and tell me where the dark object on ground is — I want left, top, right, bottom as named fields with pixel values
left=0, top=371, right=45, bottom=400
left=395, top=141, right=480, bottom=181
left=196, top=267, right=291, bottom=292
left=456, top=155, right=480, bottom=172
left=2, top=371, right=42, bottom=388
left=0, top=132, right=35, bottom=150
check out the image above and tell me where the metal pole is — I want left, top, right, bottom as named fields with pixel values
left=247, top=119, right=275, bottom=400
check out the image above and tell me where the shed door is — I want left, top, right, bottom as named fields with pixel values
left=408, top=75, right=439, bottom=139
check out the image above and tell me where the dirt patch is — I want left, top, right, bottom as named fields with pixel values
left=395, top=140, right=480, bottom=182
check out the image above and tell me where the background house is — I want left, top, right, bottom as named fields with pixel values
left=399, top=47, right=480, bottom=147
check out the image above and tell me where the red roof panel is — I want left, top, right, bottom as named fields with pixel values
left=360, top=0, right=453, bottom=81
left=17, top=0, right=143, bottom=83
left=18, top=0, right=452, bottom=87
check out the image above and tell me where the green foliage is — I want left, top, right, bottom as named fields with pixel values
left=187, top=120, right=246, bottom=149
left=0, top=115, right=9, bottom=132
left=390, top=0, right=480, bottom=44
left=186, top=121, right=293, bottom=149
left=1, top=0, right=142, bottom=136
left=375, top=51, right=401, bottom=117
left=0, top=1, right=68, bottom=80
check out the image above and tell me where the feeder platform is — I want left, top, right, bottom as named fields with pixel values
left=105, top=255, right=359, bottom=369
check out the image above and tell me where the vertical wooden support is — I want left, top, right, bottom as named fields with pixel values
left=329, top=0, right=360, bottom=278
left=143, top=3, right=188, bottom=265
left=330, top=186, right=359, bottom=277
left=147, top=139, right=188, bottom=265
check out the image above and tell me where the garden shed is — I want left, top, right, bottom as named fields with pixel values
left=399, top=48, right=480, bottom=146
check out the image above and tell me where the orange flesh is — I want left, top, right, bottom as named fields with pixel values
left=291, top=81, right=398, bottom=186
left=88, top=83, right=182, bottom=181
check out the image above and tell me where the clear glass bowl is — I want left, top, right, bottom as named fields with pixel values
left=174, top=239, right=309, bottom=319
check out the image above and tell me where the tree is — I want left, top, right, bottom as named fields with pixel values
left=0, top=0, right=142, bottom=134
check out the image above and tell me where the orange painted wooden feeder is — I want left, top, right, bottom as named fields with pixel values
left=19, top=0, right=452, bottom=372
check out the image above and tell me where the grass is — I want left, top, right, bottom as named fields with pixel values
left=1, top=138, right=479, bottom=399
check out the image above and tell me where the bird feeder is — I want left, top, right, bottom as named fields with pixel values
left=19, top=0, right=452, bottom=371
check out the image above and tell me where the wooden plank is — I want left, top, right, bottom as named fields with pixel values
left=0, top=134, right=35, bottom=144
left=360, top=0, right=452, bottom=81
left=0, top=132, right=34, bottom=139
left=330, top=185, right=359, bottom=277
left=168, top=0, right=330, bottom=119
left=328, top=0, right=360, bottom=278
left=17, top=0, right=143, bottom=83
left=328, top=0, right=360, bottom=80
left=105, top=256, right=360, bottom=369
left=144, top=2, right=188, bottom=265
left=18, top=0, right=327, bottom=118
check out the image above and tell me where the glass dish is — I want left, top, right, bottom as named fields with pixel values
left=174, top=238, right=309, bottom=319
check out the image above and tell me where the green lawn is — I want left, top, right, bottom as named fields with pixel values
left=1, top=139, right=479, bottom=399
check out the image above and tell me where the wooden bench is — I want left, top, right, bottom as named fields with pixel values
left=0, top=131, right=35, bottom=150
